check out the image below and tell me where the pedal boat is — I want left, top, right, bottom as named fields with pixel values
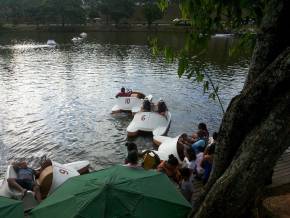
left=112, top=91, right=146, bottom=114
left=127, top=111, right=171, bottom=137
left=0, top=160, right=89, bottom=211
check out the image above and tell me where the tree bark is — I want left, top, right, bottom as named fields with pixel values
left=193, top=48, right=290, bottom=217
left=191, top=0, right=290, bottom=216
left=244, top=0, right=290, bottom=87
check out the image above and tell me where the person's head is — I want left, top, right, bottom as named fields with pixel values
left=121, top=87, right=125, bottom=93
left=143, top=99, right=151, bottom=111
left=157, top=100, right=167, bottom=113
left=125, top=142, right=137, bottom=152
left=126, top=150, right=138, bottom=165
left=213, top=132, right=218, bottom=141
left=180, top=167, right=191, bottom=180
left=198, top=123, right=208, bottom=131
left=167, top=154, right=179, bottom=167
left=192, top=133, right=198, bottom=140
left=180, top=133, right=188, bottom=140
left=185, top=147, right=196, bottom=161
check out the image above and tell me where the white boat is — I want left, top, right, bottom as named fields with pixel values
left=152, top=134, right=213, bottom=163
left=71, top=37, right=84, bottom=43
left=80, top=32, right=87, bottom=38
left=46, top=39, right=57, bottom=47
left=142, top=135, right=184, bottom=170
left=112, top=92, right=146, bottom=114
left=0, top=160, right=89, bottom=211
left=153, top=135, right=183, bottom=163
left=126, top=111, right=171, bottom=137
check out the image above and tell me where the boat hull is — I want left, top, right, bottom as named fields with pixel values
left=127, top=112, right=171, bottom=137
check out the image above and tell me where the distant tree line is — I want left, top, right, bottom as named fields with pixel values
left=0, top=0, right=165, bottom=27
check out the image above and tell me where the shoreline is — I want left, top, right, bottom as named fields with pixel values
left=0, top=23, right=192, bottom=33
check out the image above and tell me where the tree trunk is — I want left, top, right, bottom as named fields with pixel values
left=191, top=0, right=290, bottom=217
left=193, top=48, right=290, bottom=218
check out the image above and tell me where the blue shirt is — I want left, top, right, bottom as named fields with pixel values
left=16, top=168, right=34, bottom=181
left=191, top=139, right=206, bottom=153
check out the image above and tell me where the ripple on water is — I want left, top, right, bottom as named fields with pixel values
left=0, top=33, right=249, bottom=174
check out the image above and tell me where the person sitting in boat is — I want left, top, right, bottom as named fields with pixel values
left=115, top=87, right=131, bottom=98
left=141, top=99, right=151, bottom=112
left=124, top=150, right=140, bottom=168
left=178, top=133, right=192, bottom=147
left=157, top=99, right=168, bottom=116
left=157, top=154, right=181, bottom=184
left=183, top=147, right=196, bottom=182
left=124, top=142, right=138, bottom=164
left=7, top=161, right=42, bottom=202
left=191, top=122, right=209, bottom=144
left=191, top=130, right=207, bottom=154
left=201, top=132, right=217, bottom=184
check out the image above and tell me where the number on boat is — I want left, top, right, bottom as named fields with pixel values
left=59, top=169, right=69, bottom=175
left=125, top=98, right=130, bottom=104
left=141, top=115, right=146, bottom=121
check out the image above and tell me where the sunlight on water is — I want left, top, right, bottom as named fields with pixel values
left=0, top=32, right=249, bottom=173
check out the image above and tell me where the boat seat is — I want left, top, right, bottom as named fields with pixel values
left=130, top=93, right=138, bottom=98
left=142, top=151, right=160, bottom=170
left=37, top=166, right=53, bottom=198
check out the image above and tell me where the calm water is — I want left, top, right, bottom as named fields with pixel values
left=0, top=31, right=249, bottom=175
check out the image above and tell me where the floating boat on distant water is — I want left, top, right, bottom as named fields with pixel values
left=72, top=37, right=84, bottom=43
left=80, top=32, right=87, bottom=38
left=46, top=39, right=57, bottom=47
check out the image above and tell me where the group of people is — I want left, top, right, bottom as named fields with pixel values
left=115, top=87, right=168, bottom=116
left=141, top=98, right=168, bottom=116
left=122, top=122, right=217, bottom=203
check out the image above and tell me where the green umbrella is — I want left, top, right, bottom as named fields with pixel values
left=30, top=165, right=191, bottom=218
left=0, top=196, right=24, bottom=218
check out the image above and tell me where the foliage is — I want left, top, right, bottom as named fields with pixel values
left=41, top=0, right=86, bottom=26
left=0, top=0, right=86, bottom=25
left=151, top=0, right=262, bottom=112
left=143, top=0, right=163, bottom=26
left=96, top=0, right=135, bottom=24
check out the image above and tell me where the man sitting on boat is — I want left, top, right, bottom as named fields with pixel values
left=141, top=99, right=152, bottom=112
left=115, top=87, right=131, bottom=98
left=7, top=161, right=42, bottom=202
left=157, top=99, right=168, bottom=116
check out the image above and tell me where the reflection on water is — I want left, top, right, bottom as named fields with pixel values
left=0, top=32, right=249, bottom=174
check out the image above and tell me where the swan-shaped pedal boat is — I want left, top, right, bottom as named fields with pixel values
left=126, top=111, right=171, bottom=137
left=112, top=91, right=146, bottom=114
left=0, top=160, right=89, bottom=211
left=72, top=37, right=84, bottom=43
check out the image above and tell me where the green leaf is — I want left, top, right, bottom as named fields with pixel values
left=203, top=81, right=209, bottom=93
left=178, top=55, right=188, bottom=78
left=164, top=47, right=174, bottom=63
left=158, top=0, right=169, bottom=12
left=195, top=70, right=204, bottom=82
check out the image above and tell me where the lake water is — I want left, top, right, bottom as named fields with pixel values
left=0, top=31, right=249, bottom=174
